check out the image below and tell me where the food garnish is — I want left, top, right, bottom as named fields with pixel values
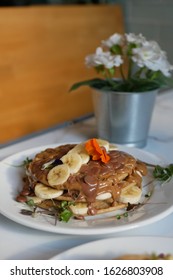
left=85, top=138, right=110, bottom=163
left=21, top=200, right=74, bottom=223
left=23, top=157, right=33, bottom=167
left=9, top=157, right=33, bottom=168
left=153, top=164, right=173, bottom=182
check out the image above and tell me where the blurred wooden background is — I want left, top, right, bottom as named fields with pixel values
left=0, top=4, right=124, bottom=144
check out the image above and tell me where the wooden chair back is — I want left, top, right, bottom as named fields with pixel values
left=0, top=4, right=124, bottom=144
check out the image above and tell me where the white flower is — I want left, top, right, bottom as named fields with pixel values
left=112, top=54, right=123, bottom=67
left=157, top=56, right=173, bottom=77
left=85, top=47, right=123, bottom=69
left=102, top=33, right=123, bottom=48
left=70, top=32, right=173, bottom=93
left=132, top=41, right=173, bottom=76
left=125, top=33, right=146, bottom=45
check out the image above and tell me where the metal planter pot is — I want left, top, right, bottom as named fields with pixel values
left=92, top=88, right=158, bottom=148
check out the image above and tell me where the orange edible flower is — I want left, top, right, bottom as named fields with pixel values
left=85, top=138, right=110, bottom=163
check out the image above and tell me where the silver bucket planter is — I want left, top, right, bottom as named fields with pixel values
left=92, top=88, right=158, bottom=148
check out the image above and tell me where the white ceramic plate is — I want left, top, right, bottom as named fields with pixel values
left=0, top=143, right=173, bottom=235
left=50, top=236, right=173, bottom=259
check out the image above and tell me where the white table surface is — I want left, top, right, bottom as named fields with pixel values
left=1, top=89, right=173, bottom=260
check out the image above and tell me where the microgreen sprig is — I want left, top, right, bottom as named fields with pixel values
left=23, top=157, right=33, bottom=166
left=58, top=201, right=74, bottom=222
left=22, top=200, right=74, bottom=224
left=153, top=164, right=173, bottom=182
left=8, top=157, right=32, bottom=168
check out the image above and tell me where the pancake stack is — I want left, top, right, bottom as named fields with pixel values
left=16, top=138, right=147, bottom=220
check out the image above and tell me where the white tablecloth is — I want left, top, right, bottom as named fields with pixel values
left=1, top=90, right=173, bottom=260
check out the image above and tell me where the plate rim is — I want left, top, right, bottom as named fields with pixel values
left=50, top=236, right=173, bottom=259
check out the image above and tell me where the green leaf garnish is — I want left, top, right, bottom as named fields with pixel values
left=23, top=157, right=32, bottom=166
left=116, top=214, right=121, bottom=220
left=59, top=208, right=73, bottom=222
left=26, top=199, right=35, bottom=207
left=21, top=200, right=74, bottom=224
left=59, top=201, right=74, bottom=222
left=9, top=157, right=33, bottom=168
left=153, top=164, right=173, bottom=182
left=123, top=212, right=128, bottom=217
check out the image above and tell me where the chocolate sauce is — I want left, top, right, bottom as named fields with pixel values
left=64, top=150, right=147, bottom=203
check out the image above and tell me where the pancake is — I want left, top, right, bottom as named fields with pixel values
left=16, top=139, right=148, bottom=220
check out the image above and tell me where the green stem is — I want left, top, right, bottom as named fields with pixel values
left=128, top=59, right=133, bottom=79
left=105, top=69, right=112, bottom=79
left=120, top=64, right=126, bottom=81
left=134, top=67, right=144, bottom=79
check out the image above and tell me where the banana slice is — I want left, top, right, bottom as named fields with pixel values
left=69, top=143, right=90, bottom=164
left=119, top=184, right=142, bottom=204
left=69, top=203, right=88, bottom=216
left=61, top=152, right=82, bottom=174
left=34, top=183, right=63, bottom=199
left=96, top=138, right=110, bottom=151
left=109, top=143, right=118, bottom=151
left=96, top=192, right=112, bottom=200
left=47, top=164, right=70, bottom=186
